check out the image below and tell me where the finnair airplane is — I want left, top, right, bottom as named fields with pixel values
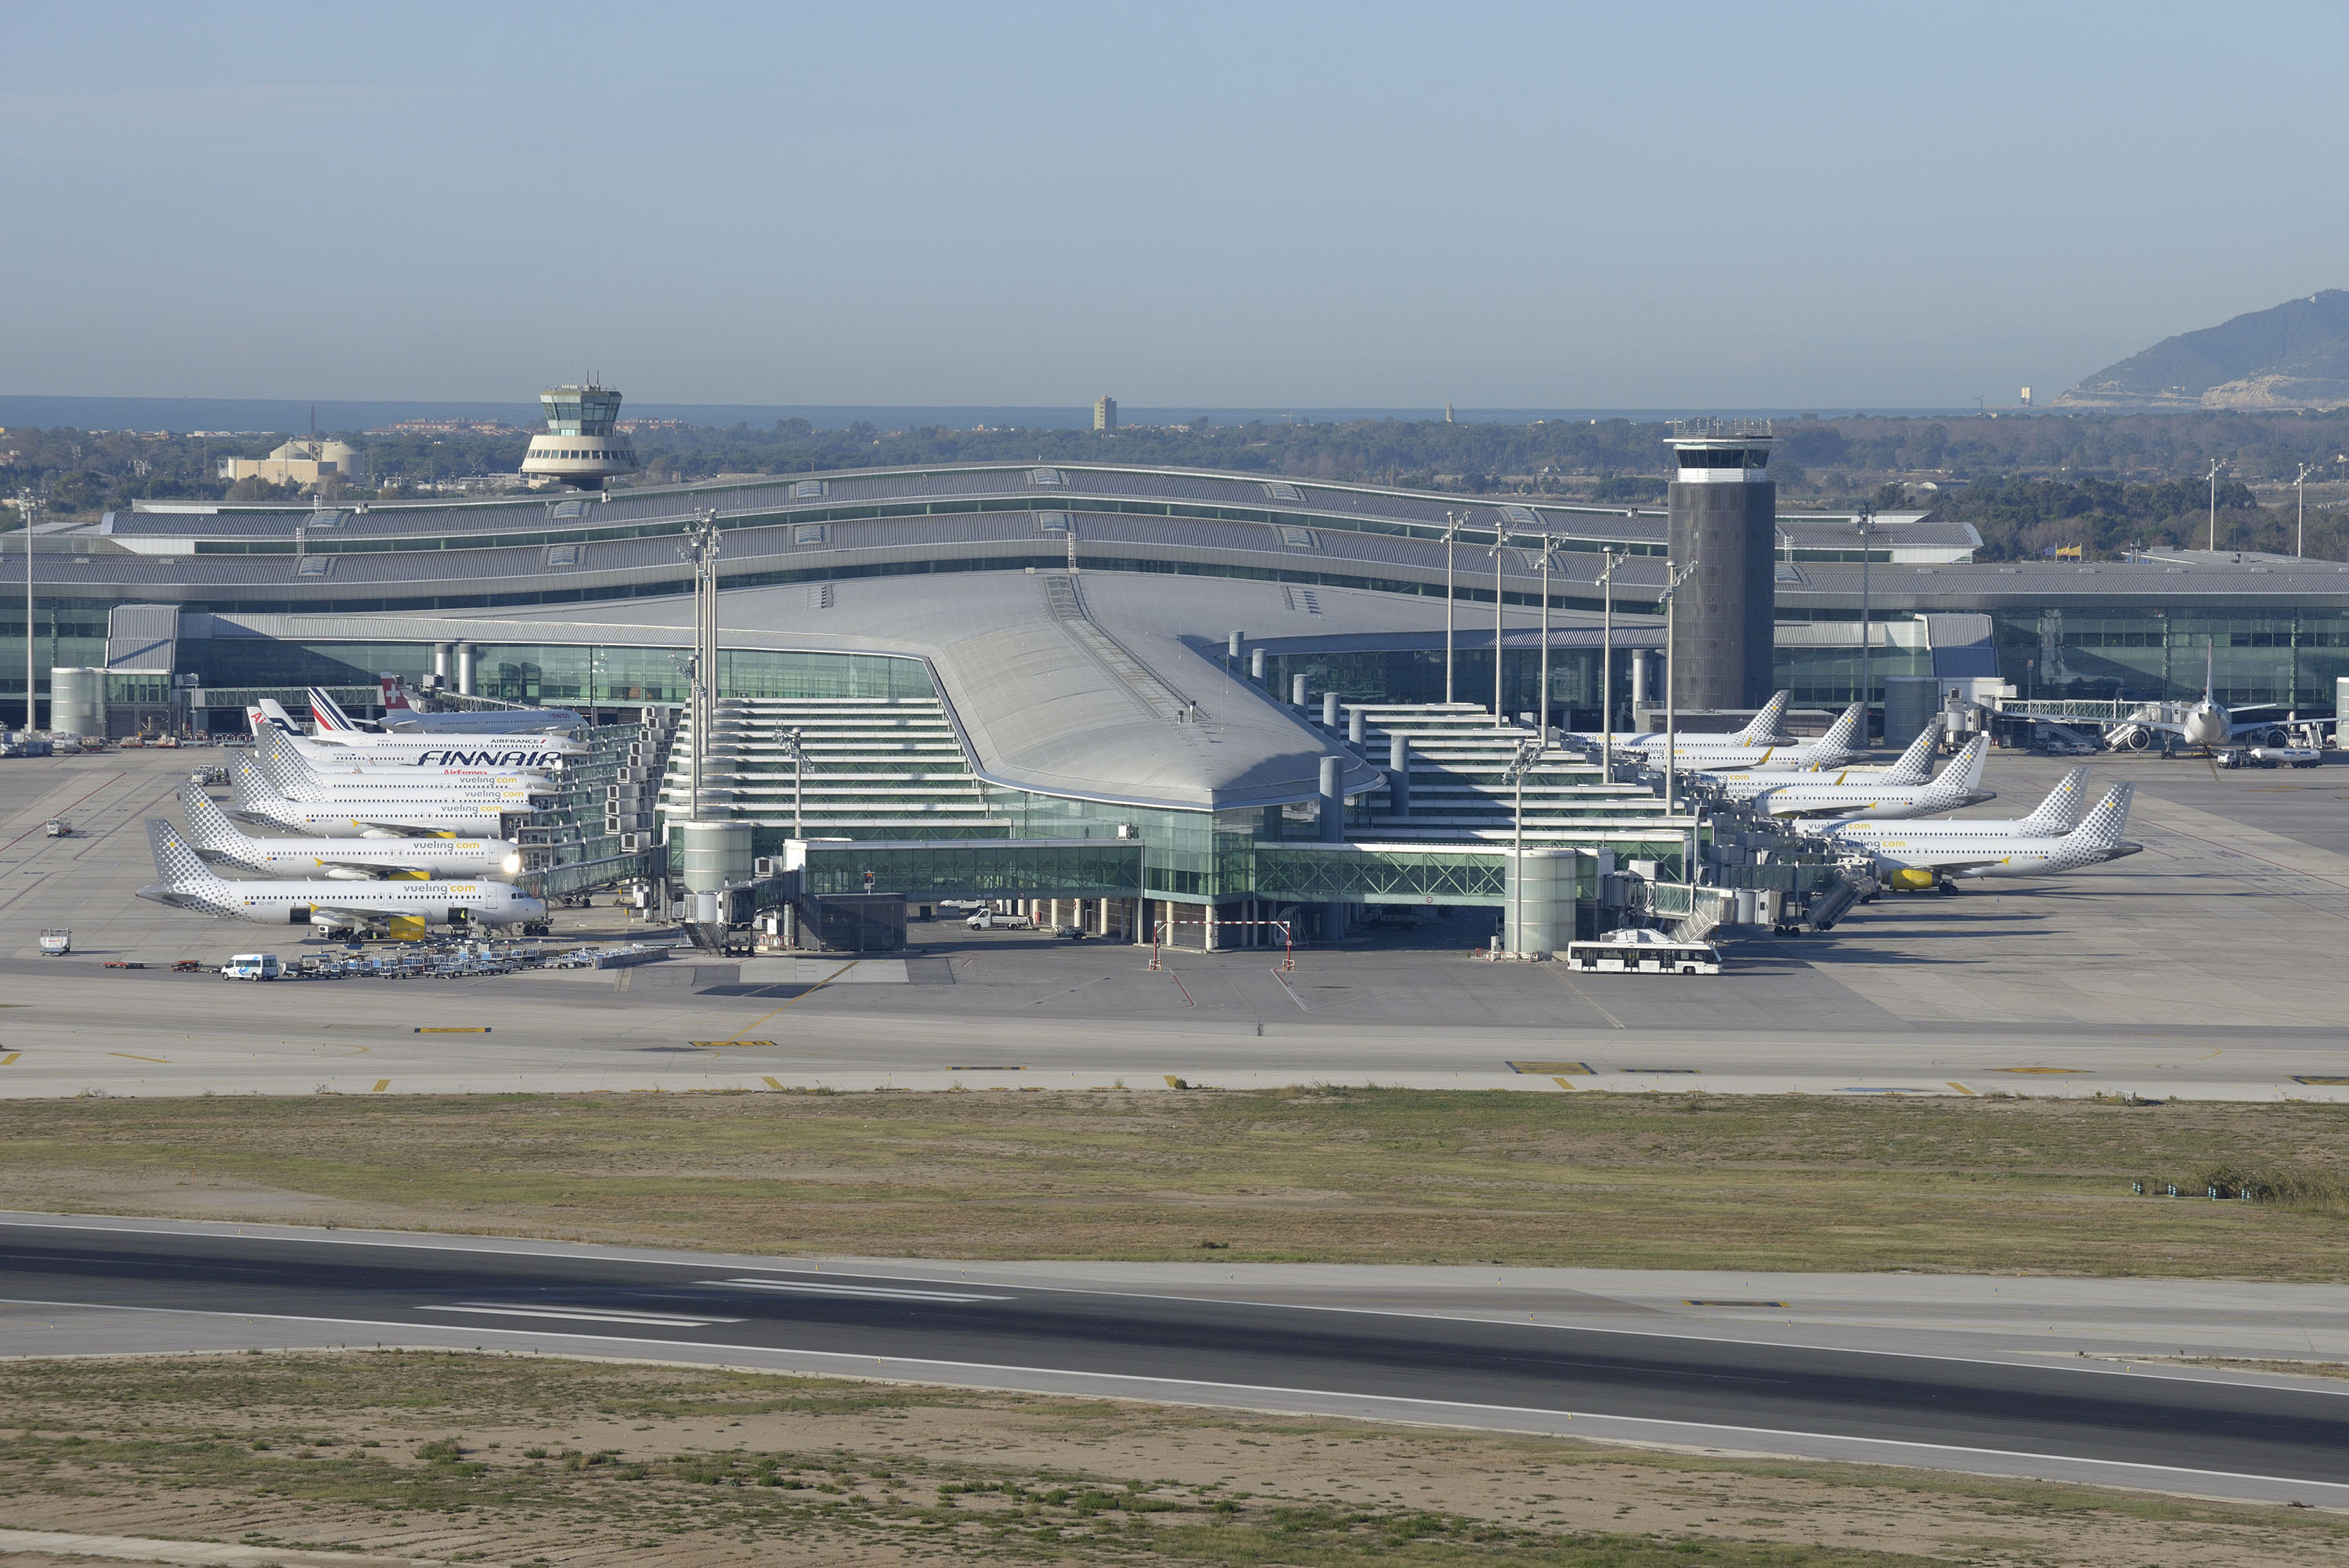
left=1568, top=690, right=1793, bottom=752
left=254, top=700, right=580, bottom=769
left=252, top=730, right=553, bottom=805
left=1821, top=768, right=2092, bottom=844
left=139, top=820, right=546, bottom=936
left=370, top=677, right=586, bottom=737
left=229, top=756, right=516, bottom=838
left=1634, top=703, right=1866, bottom=773
left=1833, top=781, right=2139, bottom=890
left=1741, top=736, right=1993, bottom=820
left=179, top=782, right=521, bottom=880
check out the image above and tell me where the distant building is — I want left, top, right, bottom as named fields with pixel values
left=1094, top=395, right=1118, bottom=432
left=519, top=383, right=640, bottom=490
left=215, top=438, right=362, bottom=487
left=1444, top=403, right=1454, bottom=423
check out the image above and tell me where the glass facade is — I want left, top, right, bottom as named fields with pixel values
left=1988, top=606, right=2349, bottom=707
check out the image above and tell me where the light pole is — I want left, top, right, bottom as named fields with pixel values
left=14, top=492, right=38, bottom=733
left=1536, top=539, right=1561, bottom=737
left=1441, top=510, right=1462, bottom=704
left=1489, top=532, right=1506, bottom=725
left=1597, top=548, right=1625, bottom=776
left=2206, top=459, right=2222, bottom=552
left=781, top=726, right=806, bottom=838
left=1856, top=506, right=1878, bottom=746
left=2297, top=462, right=2313, bottom=559
left=676, top=507, right=722, bottom=821
left=1658, top=559, right=1698, bottom=818
left=1504, top=736, right=1543, bottom=957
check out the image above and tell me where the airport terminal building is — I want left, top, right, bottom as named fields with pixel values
left=9, top=460, right=2349, bottom=937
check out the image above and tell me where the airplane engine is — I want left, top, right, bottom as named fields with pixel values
left=321, top=867, right=375, bottom=880
left=386, top=916, right=427, bottom=942
left=1882, top=867, right=1938, bottom=892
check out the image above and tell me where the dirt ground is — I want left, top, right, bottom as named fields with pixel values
left=1, top=1089, right=2345, bottom=1277
left=1, top=1353, right=2344, bottom=1567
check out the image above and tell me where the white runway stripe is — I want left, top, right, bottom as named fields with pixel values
left=704, top=1276, right=1015, bottom=1303
left=419, top=1303, right=741, bottom=1327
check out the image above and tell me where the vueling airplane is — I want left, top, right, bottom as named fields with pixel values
left=1633, top=702, right=1866, bottom=773
left=229, top=755, right=514, bottom=838
left=1568, top=690, right=1794, bottom=752
left=179, top=782, right=521, bottom=880
left=139, top=820, right=546, bottom=938
left=1828, top=780, right=2138, bottom=891
left=1821, top=768, right=2091, bottom=844
left=1741, top=736, right=1994, bottom=820
left=1704, top=720, right=1944, bottom=801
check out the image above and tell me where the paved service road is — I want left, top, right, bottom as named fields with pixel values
left=4, top=1219, right=2347, bottom=1509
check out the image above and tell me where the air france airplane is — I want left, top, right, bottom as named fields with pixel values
left=229, top=756, right=514, bottom=838
left=139, top=820, right=546, bottom=936
left=1834, top=781, right=2139, bottom=891
left=1741, top=736, right=1994, bottom=820
left=305, top=689, right=586, bottom=755
left=179, top=782, right=521, bottom=880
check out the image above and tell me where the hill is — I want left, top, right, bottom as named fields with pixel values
left=2059, top=290, right=2349, bottom=409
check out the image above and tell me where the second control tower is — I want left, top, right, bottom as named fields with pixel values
left=1665, top=423, right=1776, bottom=710
left=520, top=381, right=640, bottom=490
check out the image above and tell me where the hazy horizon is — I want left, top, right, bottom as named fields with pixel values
left=10, top=1, right=2347, bottom=410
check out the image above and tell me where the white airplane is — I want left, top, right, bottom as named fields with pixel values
left=366, top=678, right=586, bottom=737
left=1568, top=690, right=1793, bottom=752
left=229, top=755, right=517, bottom=838
left=1835, top=781, right=2139, bottom=891
left=254, top=700, right=580, bottom=769
left=1822, top=767, right=2091, bottom=843
left=1633, top=703, right=1866, bottom=773
left=139, top=820, right=546, bottom=938
left=252, top=730, right=554, bottom=806
left=1741, top=736, right=1994, bottom=820
left=179, top=782, right=521, bottom=881
left=2105, top=647, right=2293, bottom=753
left=1704, top=720, right=1943, bottom=801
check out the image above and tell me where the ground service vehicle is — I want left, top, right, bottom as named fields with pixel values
left=1564, top=928, right=1722, bottom=975
left=222, top=953, right=282, bottom=980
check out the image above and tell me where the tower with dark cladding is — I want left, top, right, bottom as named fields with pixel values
left=1665, top=426, right=1777, bottom=709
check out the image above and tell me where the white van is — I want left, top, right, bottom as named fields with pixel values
left=221, top=953, right=282, bottom=981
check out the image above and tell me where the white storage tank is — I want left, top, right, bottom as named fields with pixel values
left=1506, top=847, right=1582, bottom=955
left=49, top=667, right=106, bottom=737
left=675, top=820, right=753, bottom=894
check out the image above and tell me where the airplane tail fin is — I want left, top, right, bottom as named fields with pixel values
left=147, top=819, right=222, bottom=886
left=380, top=674, right=417, bottom=713
left=256, top=698, right=301, bottom=735
left=1733, top=691, right=1791, bottom=746
left=257, top=731, right=323, bottom=798
left=2024, top=767, right=2093, bottom=832
left=1812, top=702, right=1864, bottom=755
left=1879, top=721, right=1943, bottom=785
left=2069, top=782, right=2134, bottom=850
left=309, top=686, right=356, bottom=732
left=1938, top=734, right=1990, bottom=794
left=177, top=780, right=244, bottom=849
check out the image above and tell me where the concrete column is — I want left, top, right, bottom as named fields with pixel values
left=1322, top=690, right=1339, bottom=728
left=1632, top=649, right=1649, bottom=713
left=1387, top=734, right=1410, bottom=817
left=455, top=643, right=474, bottom=696
left=1207, top=903, right=1218, bottom=951
left=1250, top=648, right=1265, bottom=683
left=1227, top=631, right=1243, bottom=663
left=432, top=643, right=451, bottom=683
left=1348, top=706, right=1366, bottom=747
left=1319, top=755, right=1344, bottom=842
left=1292, top=674, right=1309, bottom=708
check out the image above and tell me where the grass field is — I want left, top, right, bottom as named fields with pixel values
left=3, top=1088, right=2346, bottom=1276
left=2, top=1352, right=2343, bottom=1567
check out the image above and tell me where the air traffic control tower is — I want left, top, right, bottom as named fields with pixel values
left=520, top=382, right=640, bottom=490
left=1665, top=423, right=1777, bottom=710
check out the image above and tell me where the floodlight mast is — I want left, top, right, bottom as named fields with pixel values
left=1536, top=538, right=1561, bottom=737
left=1441, top=511, right=1463, bottom=704
left=16, top=492, right=34, bottom=732
left=2298, top=463, right=2313, bottom=559
left=1503, top=736, right=1543, bottom=957
left=1489, top=532, right=1506, bottom=725
left=2206, top=459, right=2222, bottom=552
left=1597, top=547, right=1626, bottom=777
left=677, top=508, right=723, bottom=820
left=1658, top=558, right=1698, bottom=816
left=1856, top=505, right=1877, bottom=747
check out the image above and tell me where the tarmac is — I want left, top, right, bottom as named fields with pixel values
left=2, top=744, right=2346, bottom=1101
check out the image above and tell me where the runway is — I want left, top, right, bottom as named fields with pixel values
left=5, top=1214, right=2347, bottom=1509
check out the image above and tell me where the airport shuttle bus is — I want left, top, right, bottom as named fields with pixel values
left=1564, top=928, right=1722, bottom=975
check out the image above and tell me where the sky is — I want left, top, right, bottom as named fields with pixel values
left=9, top=1, right=2348, bottom=411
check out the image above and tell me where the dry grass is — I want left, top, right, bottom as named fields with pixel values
left=2, top=1352, right=2344, bottom=1566
left=2, top=1089, right=2347, bottom=1277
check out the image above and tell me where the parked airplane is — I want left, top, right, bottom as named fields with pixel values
left=1631, top=703, right=1866, bottom=773
left=1831, top=781, right=2138, bottom=889
left=1821, top=767, right=2091, bottom=842
left=1568, top=690, right=1793, bottom=752
left=1740, top=736, right=1993, bottom=820
left=229, top=756, right=516, bottom=838
left=1704, top=721, right=1943, bottom=800
left=139, top=820, right=546, bottom=937
left=370, top=677, right=585, bottom=737
left=253, top=730, right=554, bottom=805
left=179, top=782, right=521, bottom=880
left=2106, top=648, right=2293, bottom=752
left=250, top=708, right=565, bottom=778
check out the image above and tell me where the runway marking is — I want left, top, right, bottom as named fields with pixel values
left=688, top=1040, right=776, bottom=1049
left=713, top=1006, right=788, bottom=1045
left=772, top=965, right=858, bottom=1008
left=371, top=1080, right=391, bottom=1092
left=1166, top=971, right=1194, bottom=1007
left=1616, top=1067, right=1697, bottom=1074
left=107, top=1053, right=167, bottom=1064
left=2293, top=1076, right=2349, bottom=1086
left=1270, top=968, right=1308, bottom=1011
left=1685, top=1299, right=1789, bottom=1309
left=949, top=1065, right=1023, bottom=1072
left=1948, top=1082, right=1977, bottom=1095
left=702, top=1277, right=1015, bottom=1304
left=762, top=1076, right=786, bottom=1090
left=1509, top=1061, right=1593, bottom=1075
left=1550, top=969, right=1624, bottom=1029
left=1552, top=1077, right=1580, bottom=1092
left=420, top=1303, right=742, bottom=1328
left=1997, top=1066, right=2087, bottom=1075
left=0, top=1054, right=17, bottom=1067
left=1030, top=976, right=1106, bottom=1006
left=415, top=1027, right=491, bottom=1034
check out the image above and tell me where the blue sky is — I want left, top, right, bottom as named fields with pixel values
left=9, top=1, right=2347, bottom=409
